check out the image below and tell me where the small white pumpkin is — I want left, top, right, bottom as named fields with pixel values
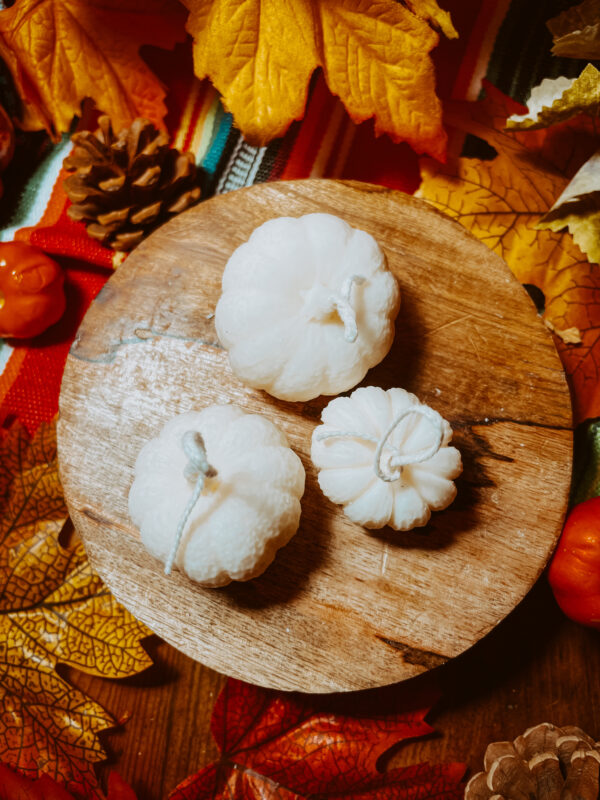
left=215, top=213, right=400, bottom=402
left=128, top=405, right=305, bottom=587
left=311, top=387, right=462, bottom=531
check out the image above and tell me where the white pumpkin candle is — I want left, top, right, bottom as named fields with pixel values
left=128, top=405, right=305, bottom=587
left=215, top=213, right=400, bottom=402
left=311, top=387, right=462, bottom=531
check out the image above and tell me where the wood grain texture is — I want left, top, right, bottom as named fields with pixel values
left=57, top=179, right=572, bottom=693
left=83, top=584, right=600, bottom=799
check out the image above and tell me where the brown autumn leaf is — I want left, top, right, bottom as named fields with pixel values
left=417, top=83, right=600, bottom=425
left=506, top=63, right=600, bottom=131
left=0, top=0, right=187, bottom=138
left=536, top=149, right=600, bottom=266
left=0, top=420, right=152, bottom=799
left=182, top=0, right=457, bottom=158
left=547, top=0, right=600, bottom=59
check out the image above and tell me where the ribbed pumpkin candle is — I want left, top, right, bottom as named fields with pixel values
left=311, top=387, right=462, bottom=531
left=215, top=213, right=400, bottom=401
left=128, top=405, right=305, bottom=586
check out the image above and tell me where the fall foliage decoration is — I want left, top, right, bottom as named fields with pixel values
left=505, top=64, right=600, bottom=267
left=0, top=241, right=65, bottom=338
left=465, top=722, right=600, bottom=800
left=417, top=83, right=600, bottom=425
left=506, top=64, right=600, bottom=131
left=169, top=678, right=465, bottom=800
left=182, top=0, right=457, bottom=158
left=0, top=0, right=456, bottom=156
left=0, top=0, right=187, bottom=138
left=63, top=116, right=202, bottom=252
left=537, top=149, right=600, bottom=266
left=547, top=0, right=600, bottom=60
left=504, top=63, right=600, bottom=267
left=0, top=762, right=137, bottom=800
left=0, top=420, right=152, bottom=798
left=548, top=496, right=600, bottom=628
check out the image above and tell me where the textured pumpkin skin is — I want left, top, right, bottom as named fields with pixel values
left=548, top=496, right=600, bottom=628
left=128, top=405, right=306, bottom=587
left=311, top=387, right=462, bottom=531
left=0, top=242, right=65, bottom=338
left=215, top=213, right=400, bottom=402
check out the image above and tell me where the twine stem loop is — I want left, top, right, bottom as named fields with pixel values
left=333, top=274, right=365, bottom=343
left=164, top=430, right=217, bottom=576
left=316, top=405, right=444, bottom=482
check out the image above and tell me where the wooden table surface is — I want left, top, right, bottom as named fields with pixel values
left=72, top=576, right=600, bottom=799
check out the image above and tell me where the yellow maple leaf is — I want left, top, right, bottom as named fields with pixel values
left=0, top=420, right=152, bottom=797
left=182, top=0, right=455, bottom=158
left=0, top=0, right=187, bottom=137
left=417, top=84, right=600, bottom=425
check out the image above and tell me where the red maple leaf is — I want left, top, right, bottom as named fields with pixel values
left=169, top=679, right=465, bottom=800
left=0, top=763, right=136, bottom=800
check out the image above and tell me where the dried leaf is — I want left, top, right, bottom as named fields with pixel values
left=402, top=0, right=457, bottom=38
left=548, top=0, right=600, bottom=59
left=0, top=421, right=151, bottom=798
left=182, top=0, right=455, bottom=158
left=170, top=678, right=465, bottom=800
left=507, top=63, right=600, bottom=130
left=417, top=83, right=600, bottom=424
left=0, top=0, right=187, bottom=137
left=544, top=319, right=583, bottom=345
left=537, top=149, right=600, bottom=265
left=0, top=762, right=137, bottom=800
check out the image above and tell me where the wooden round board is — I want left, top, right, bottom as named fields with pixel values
left=57, top=179, right=572, bottom=693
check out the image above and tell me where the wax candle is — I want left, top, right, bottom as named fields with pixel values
left=128, top=405, right=305, bottom=586
left=311, top=387, right=462, bottom=530
left=215, top=213, right=400, bottom=402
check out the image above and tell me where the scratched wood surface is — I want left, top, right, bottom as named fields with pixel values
left=57, top=179, right=572, bottom=694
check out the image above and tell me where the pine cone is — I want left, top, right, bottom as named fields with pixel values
left=63, top=116, right=201, bottom=252
left=466, top=723, right=600, bottom=800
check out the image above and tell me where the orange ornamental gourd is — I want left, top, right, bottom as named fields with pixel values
left=0, top=242, right=66, bottom=338
left=548, top=496, right=600, bottom=628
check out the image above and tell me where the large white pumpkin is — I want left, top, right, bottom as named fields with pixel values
left=128, top=405, right=305, bottom=586
left=215, top=213, right=400, bottom=402
left=311, top=387, right=462, bottom=531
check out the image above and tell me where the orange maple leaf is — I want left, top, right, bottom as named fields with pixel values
left=182, top=0, right=457, bottom=159
left=417, top=83, right=600, bottom=425
left=0, top=421, right=152, bottom=798
left=0, top=0, right=187, bottom=137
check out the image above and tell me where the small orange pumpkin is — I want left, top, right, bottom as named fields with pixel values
left=0, top=242, right=66, bottom=338
left=548, top=496, right=600, bottom=628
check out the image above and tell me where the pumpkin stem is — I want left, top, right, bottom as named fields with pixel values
left=164, top=431, right=218, bottom=576
left=334, top=274, right=366, bottom=343
left=315, top=405, right=445, bottom=483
